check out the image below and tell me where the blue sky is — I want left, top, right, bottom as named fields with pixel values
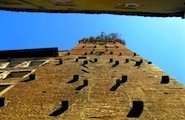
left=0, top=10, right=185, bottom=85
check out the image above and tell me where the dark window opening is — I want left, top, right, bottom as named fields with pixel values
left=67, top=75, right=79, bottom=83
left=133, top=53, right=137, bottom=56
left=49, top=100, right=69, bottom=116
left=55, top=59, right=62, bottom=65
left=29, top=61, right=45, bottom=67
left=112, top=60, right=119, bottom=67
left=0, top=85, right=10, bottom=92
left=75, top=58, right=78, bottom=62
left=7, top=61, right=23, bottom=68
left=134, top=59, right=143, bottom=67
left=0, top=98, right=6, bottom=107
left=125, top=59, right=129, bottom=63
left=161, top=76, right=169, bottom=84
left=6, top=71, right=31, bottom=79
left=81, top=69, right=89, bottom=73
left=120, top=75, right=127, bottom=83
left=109, top=58, right=113, bottom=63
left=127, top=101, right=144, bottom=118
left=90, top=51, right=93, bottom=54
left=23, top=74, right=35, bottom=82
left=75, top=79, right=88, bottom=90
left=94, top=58, right=98, bottom=62
left=78, top=56, right=87, bottom=59
left=110, top=80, right=121, bottom=91
left=148, top=61, right=152, bottom=64
left=83, top=60, right=88, bottom=65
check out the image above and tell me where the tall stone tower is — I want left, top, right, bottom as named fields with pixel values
left=0, top=39, right=184, bottom=119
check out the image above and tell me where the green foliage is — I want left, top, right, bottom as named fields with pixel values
left=99, top=41, right=107, bottom=45
left=79, top=32, right=126, bottom=45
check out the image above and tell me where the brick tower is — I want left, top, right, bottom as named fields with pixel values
left=0, top=40, right=184, bottom=119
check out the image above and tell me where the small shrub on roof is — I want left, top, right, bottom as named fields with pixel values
left=79, top=32, right=126, bottom=45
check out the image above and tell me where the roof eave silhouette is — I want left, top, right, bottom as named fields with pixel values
left=0, top=8, right=184, bottom=18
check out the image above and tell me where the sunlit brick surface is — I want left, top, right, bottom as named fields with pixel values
left=0, top=41, right=184, bottom=119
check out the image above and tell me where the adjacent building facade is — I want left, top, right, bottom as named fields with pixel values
left=0, top=0, right=185, bottom=18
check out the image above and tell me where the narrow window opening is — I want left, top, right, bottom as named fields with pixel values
left=148, top=61, right=152, bottom=64
left=94, top=58, right=98, bottom=62
left=23, top=74, right=35, bottom=82
left=90, top=51, right=93, bottom=54
left=133, top=53, right=137, bottom=56
left=75, top=79, right=88, bottom=90
left=110, top=79, right=121, bottom=91
left=75, top=58, right=78, bottom=62
left=127, top=101, right=144, bottom=118
left=6, top=71, right=31, bottom=79
left=120, top=75, right=127, bottom=83
left=135, top=59, right=143, bottom=67
left=109, top=58, right=113, bottom=63
left=125, top=59, right=129, bottom=63
left=83, top=60, right=88, bottom=65
left=55, top=59, right=62, bottom=65
left=112, top=60, right=119, bottom=67
left=78, top=56, right=87, bottom=59
left=81, top=69, right=89, bottom=73
left=58, top=59, right=63, bottom=65
left=49, top=100, right=69, bottom=116
left=99, top=52, right=102, bottom=55
left=0, top=85, right=10, bottom=92
left=161, top=76, right=169, bottom=84
left=67, top=75, right=79, bottom=83
left=0, top=98, right=6, bottom=107
left=7, top=61, right=23, bottom=68
left=29, top=61, right=45, bottom=67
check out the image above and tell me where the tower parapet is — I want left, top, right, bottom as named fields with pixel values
left=78, top=32, right=126, bottom=45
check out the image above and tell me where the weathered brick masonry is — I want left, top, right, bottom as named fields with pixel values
left=0, top=41, right=184, bottom=120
